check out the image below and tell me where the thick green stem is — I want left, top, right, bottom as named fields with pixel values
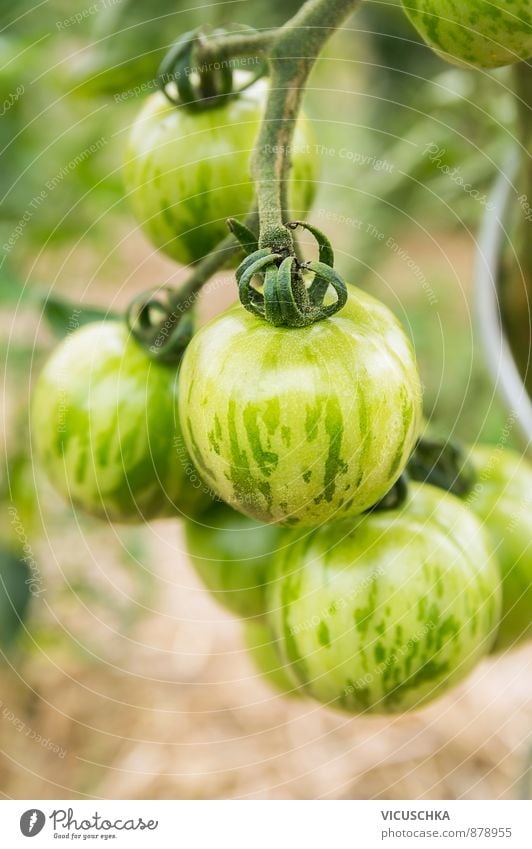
left=171, top=211, right=259, bottom=309
left=196, top=30, right=277, bottom=62
left=251, top=0, right=363, bottom=252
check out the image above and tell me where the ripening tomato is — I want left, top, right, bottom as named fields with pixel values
left=266, top=483, right=501, bottom=713
left=402, top=0, right=532, bottom=69
left=123, top=81, right=319, bottom=265
left=178, top=286, right=423, bottom=527
left=32, top=321, right=210, bottom=523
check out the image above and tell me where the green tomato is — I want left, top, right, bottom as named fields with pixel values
left=184, top=500, right=281, bottom=619
left=32, top=321, right=210, bottom=523
left=266, top=482, right=501, bottom=714
left=244, top=620, right=300, bottom=696
left=402, top=0, right=532, bottom=69
left=467, top=445, right=532, bottom=651
left=178, top=287, right=422, bottom=527
left=123, top=81, right=319, bottom=265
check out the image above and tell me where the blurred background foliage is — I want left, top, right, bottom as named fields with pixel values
left=0, top=0, right=529, bottom=800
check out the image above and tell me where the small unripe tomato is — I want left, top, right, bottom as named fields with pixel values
left=178, top=286, right=423, bottom=527
left=123, top=81, right=319, bottom=265
left=402, top=0, right=532, bottom=69
left=267, top=483, right=501, bottom=714
left=32, top=321, right=210, bottom=523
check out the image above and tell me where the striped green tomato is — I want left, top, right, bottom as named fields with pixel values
left=266, top=482, right=501, bottom=714
left=402, top=1, right=532, bottom=68
left=184, top=500, right=282, bottom=619
left=467, top=445, right=532, bottom=651
left=178, top=287, right=423, bottom=527
left=244, top=620, right=300, bottom=697
left=123, top=81, right=319, bottom=266
left=32, top=321, right=210, bottom=523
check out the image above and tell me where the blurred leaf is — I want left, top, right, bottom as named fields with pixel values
left=0, top=548, right=30, bottom=649
left=43, top=293, right=120, bottom=339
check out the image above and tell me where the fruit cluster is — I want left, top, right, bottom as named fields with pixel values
left=32, top=6, right=532, bottom=713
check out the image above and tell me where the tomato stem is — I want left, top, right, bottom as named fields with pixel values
left=195, top=0, right=364, bottom=253
left=127, top=211, right=258, bottom=361
left=251, top=0, right=364, bottom=252
left=131, top=0, right=364, bottom=347
left=176, top=210, right=258, bottom=304
left=195, top=29, right=277, bottom=62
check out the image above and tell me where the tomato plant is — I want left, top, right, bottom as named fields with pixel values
left=184, top=500, right=281, bottom=619
left=467, top=445, right=532, bottom=651
left=27, top=0, right=532, bottom=726
left=178, top=286, right=422, bottom=527
left=266, top=482, right=501, bottom=713
left=32, top=321, right=210, bottom=523
left=124, top=81, right=319, bottom=265
left=401, top=0, right=532, bottom=69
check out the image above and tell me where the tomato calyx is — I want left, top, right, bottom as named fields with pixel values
left=158, top=26, right=267, bottom=112
left=126, top=286, right=195, bottom=364
left=234, top=220, right=348, bottom=328
left=408, top=437, right=477, bottom=497
left=227, top=218, right=259, bottom=256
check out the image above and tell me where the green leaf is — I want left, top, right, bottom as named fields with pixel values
left=0, top=548, right=31, bottom=649
left=42, top=293, right=120, bottom=339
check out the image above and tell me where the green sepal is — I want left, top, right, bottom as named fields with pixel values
left=287, top=220, right=335, bottom=267
left=408, top=437, right=477, bottom=497
left=227, top=218, right=259, bottom=256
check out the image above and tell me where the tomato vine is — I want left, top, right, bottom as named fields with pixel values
left=127, top=0, right=363, bottom=356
